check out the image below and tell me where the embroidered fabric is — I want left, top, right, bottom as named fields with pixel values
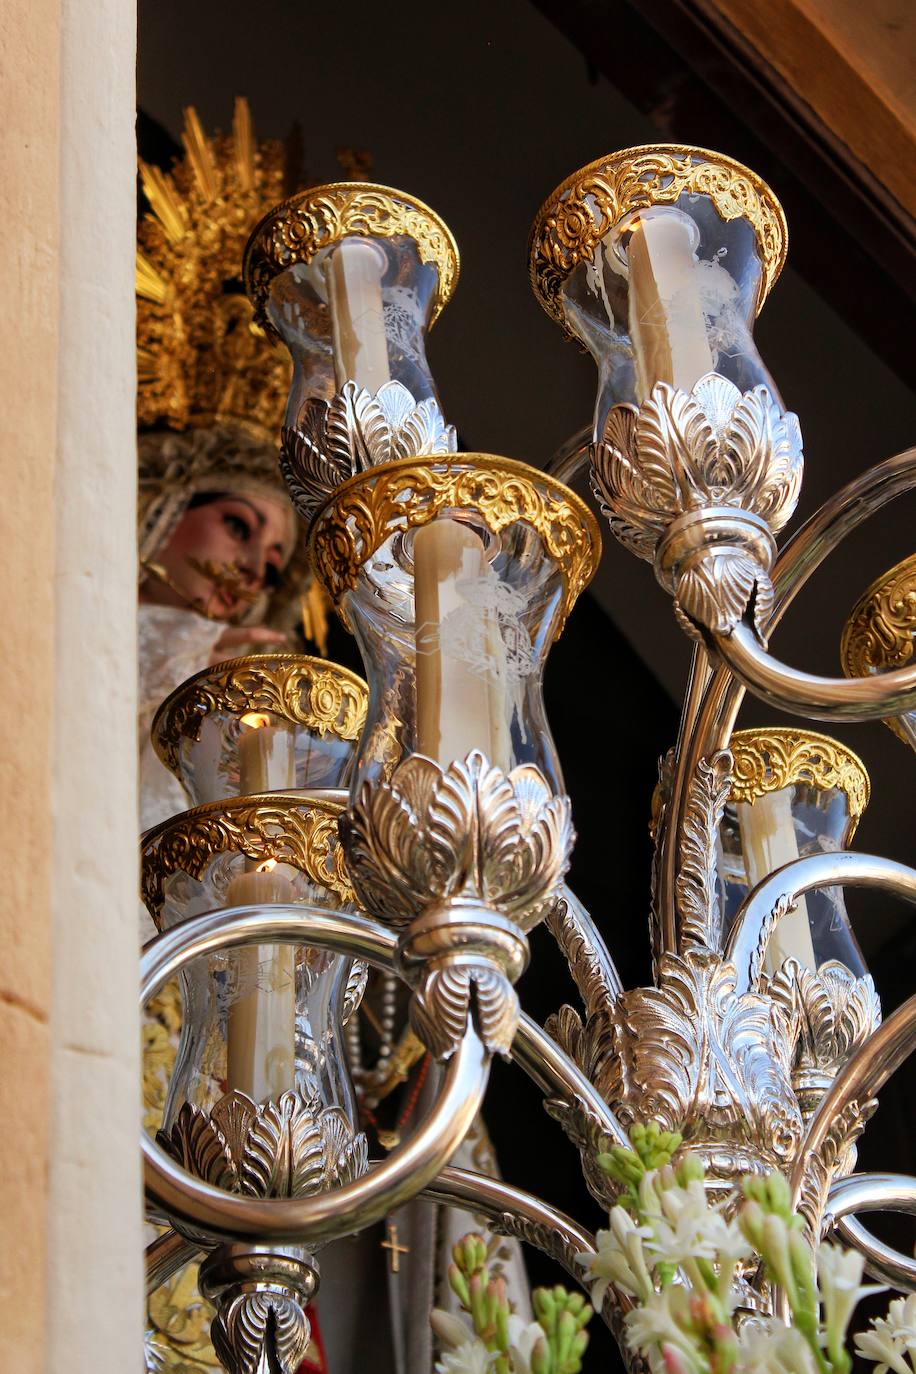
left=138, top=605, right=225, bottom=851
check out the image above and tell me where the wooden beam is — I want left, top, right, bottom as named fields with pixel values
left=703, top=0, right=916, bottom=219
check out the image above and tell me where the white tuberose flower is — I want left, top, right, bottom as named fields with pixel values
left=431, top=1309, right=478, bottom=1350
left=624, top=1287, right=697, bottom=1369
left=579, top=1205, right=654, bottom=1306
left=508, top=1313, right=546, bottom=1374
left=855, top=1293, right=916, bottom=1374
left=435, top=1337, right=496, bottom=1374
left=649, top=1178, right=751, bottom=1269
left=817, top=1242, right=885, bottom=1352
left=737, top=1318, right=820, bottom=1374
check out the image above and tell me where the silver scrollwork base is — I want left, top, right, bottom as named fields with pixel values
left=341, top=750, right=573, bottom=1059
left=281, top=378, right=457, bottom=522
left=591, top=374, right=803, bottom=640
left=200, top=1245, right=319, bottom=1374
left=157, top=1088, right=368, bottom=1202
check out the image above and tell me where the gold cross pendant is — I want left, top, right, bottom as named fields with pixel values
left=380, top=1220, right=409, bottom=1274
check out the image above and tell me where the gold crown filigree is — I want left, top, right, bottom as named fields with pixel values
left=243, top=182, right=460, bottom=337
left=137, top=99, right=297, bottom=434
left=728, top=728, right=870, bottom=828
left=529, top=145, right=787, bottom=337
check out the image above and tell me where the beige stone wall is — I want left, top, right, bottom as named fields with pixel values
left=0, top=1, right=60, bottom=1365
left=0, top=0, right=140, bottom=1369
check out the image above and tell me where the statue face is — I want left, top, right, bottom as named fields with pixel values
left=143, top=493, right=292, bottom=620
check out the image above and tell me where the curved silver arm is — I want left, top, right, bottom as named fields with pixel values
left=546, top=428, right=591, bottom=485
left=790, top=995, right=916, bottom=1214
left=663, top=450, right=916, bottom=999
left=142, top=904, right=629, bottom=1238
left=146, top=1168, right=596, bottom=1283
left=714, top=619, right=916, bottom=722
left=141, top=902, right=397, bottom=991
left=142, top=904, right=490, bottom=1247
left=148, top=1167, right=608, bottom=1305
left=771, top=447, right=916, bottom=618
left=826, top=1173, right=916, bottom=1291
left=548, top=884, right=623, bottom=1004
left=726, top=852, right=916, bottom=995
left=146, top=1229, right=202, bottom=1294
left=423, top=1166, right=599, bottom=1287
left=682, top=448, right=916, bottom=773
left=514, top=1013, right=629, bottom=1148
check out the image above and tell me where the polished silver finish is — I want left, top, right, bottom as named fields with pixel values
left=663, top=449, right=916, bottom=951
left=790, top=995, right=916, bottom=1237
left=515, top=1012, right=629, bottom=1207
left=674, top=748, right=732, bottom=951
left=141, top=903, right=398, bottom=995
left=837, top=1217, right=916, bottom=1292
left=146, top=1228, right=201, bottom=1295
left=200, top=1243, right=319, bottom=1374
left=281, top=379, right=456, bottom=521
left=656, top=649, right=714, bottom=958
left=547, top=885, right=623, bottom=1005
left=142, top=903, right=630, bottom=1237
left=592, top=376, right=802, bottom=638
left=513, top=1014, right=629, bottom=1149
left=424, top=1165, right=598, bottom=1287
left=826, top=1173, right=916, bottom=1291
left=549, top=944, right=801, bottom=1198
left=343, top=751, right=572, bottom=933
left=142, top=904, right=490, bottom=1246
left=727, top=852, right=916, bottom=995
left=716, top=618, right=916, bottom=721
left=766, top=961, right=881, bottom=1119
left=158, top=1088, right=367, bottom=1200
left=343, top=750, right=573, bottom=1058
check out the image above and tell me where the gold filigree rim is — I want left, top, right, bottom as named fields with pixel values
left=140, top=790, right=350, bottom=921
left=307, top=452, right=603, bottom=636
left=243, top=180, right=460, bottom=332
left=728, top=727, right=870, bottom=826
left=840, top=553, right=916, bottom=746
left=528, top=144, right=788, bottom=330
left=840, top=552, right=916, bottom=676
left=150, top=652, right=369, bottom=777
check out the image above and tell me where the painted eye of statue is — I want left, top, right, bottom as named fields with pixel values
left=223, top=512, right=251, bottom=541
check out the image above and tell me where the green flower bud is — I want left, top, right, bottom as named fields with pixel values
left=675, top=1154, right=705, bottom=1187
left=452, top=1234, right=489, bottom=1278
left=447, top=1263, right=470, bottom=1309
left=555, top=1309, right=577, bottom=1367
left=531, top=1337, right=552, bottom=1374
left=738, top=1198, right=766, bottom=1253
left=534, top=1286, right=558, bottom=1335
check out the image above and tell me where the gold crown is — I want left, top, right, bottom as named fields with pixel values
left=137, top=99, right=296, bottom=434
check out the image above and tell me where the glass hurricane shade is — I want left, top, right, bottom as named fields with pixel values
left=243, top=182, right=459, bottom=421
left=529, top=147, right=787, bottom=441
left=141, top=795, right=360, bottom=1165
left=151, top=654, right=368, bottom=805
left=716, top=730, right=870, bottom=977
left=306, top=455, right=600, bottom=798
left=266, top=235, right=443, bottom=416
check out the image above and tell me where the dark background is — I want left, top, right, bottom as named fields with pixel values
left=139, top=2, right=915, bottom=1364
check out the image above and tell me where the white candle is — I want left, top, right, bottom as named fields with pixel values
left=238, top=711, right=295, bottom=796
left=225, top=860, right=298, bottom=1102
left=413, top=520, right=509, bottom=769
left=626, top=207, right=714, bottom=401
left=737, top=786, right=817, bottom=972
left=229, top=712, right=298, bottom=1101
left=325, top=237, right=390, bottom=394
